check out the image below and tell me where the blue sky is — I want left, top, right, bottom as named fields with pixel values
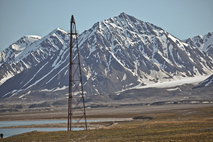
left=0, top=0, right=213, bottom=52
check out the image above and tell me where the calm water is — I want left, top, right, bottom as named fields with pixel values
left=0, top=118, right=122, bottom=138
left=0, top=128, right=83, bottom=138
left=0, top=120, right=67, bottom=128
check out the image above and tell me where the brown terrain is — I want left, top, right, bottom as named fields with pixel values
left=1, top=103, right=213, bottom=141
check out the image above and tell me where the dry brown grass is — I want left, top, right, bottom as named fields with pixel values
left=1, top=105, right=213, bottom=142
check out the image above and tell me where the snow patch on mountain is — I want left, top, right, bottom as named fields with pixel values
left=0, top=35, right=41, bottom=65
left=184, top=32, right=213, bottom=55
left=135, top=75, right=210, bottom=89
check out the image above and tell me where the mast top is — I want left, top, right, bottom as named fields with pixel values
left=71, top=15, right=75, bottom=23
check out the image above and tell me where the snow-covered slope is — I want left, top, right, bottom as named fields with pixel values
left=78, top=13, right=213, bottom=87
left=0, top=28, right=69, bottom=85
left=0, top=35, right=41, bottom=65
left=0, top=13, right=213, bottom=101
left=184, top=32, right=213, bottom=56
left=0, top=35, right=41, bottom=85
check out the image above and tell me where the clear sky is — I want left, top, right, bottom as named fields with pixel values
left=0, top=0, right=213, bottom=52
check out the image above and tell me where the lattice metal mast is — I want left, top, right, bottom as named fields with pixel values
left=68, top=15, right=87, bottom=131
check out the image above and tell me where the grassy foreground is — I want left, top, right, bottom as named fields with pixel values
left=1, top=106, right=213, bottom=142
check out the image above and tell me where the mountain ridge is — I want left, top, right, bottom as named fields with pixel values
left=184, top=32, right=213, bottom=57
left=0, top=13, right=212, bottom=102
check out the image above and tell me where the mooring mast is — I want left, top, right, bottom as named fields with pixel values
left=68, top=15, right=87, bottom=131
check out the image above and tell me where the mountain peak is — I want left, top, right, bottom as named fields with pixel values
left=9, top=35, right=41, bottom=51
left=0, top=35, right=41, bottom=65
left=49, top=28, right=68, bottom=36
left=119, top=12, right=127, bottom=17
left=118, top=12, right=135, bottom=19
left=117, top=12, right=137, bottom=22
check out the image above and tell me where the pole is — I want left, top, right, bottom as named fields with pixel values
left=68, top=15, right=87, bottom=131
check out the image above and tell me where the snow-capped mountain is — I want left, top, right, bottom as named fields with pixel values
left=184, top=32, right=213, bottom=56
left=0, top=28, right=70, bottom=99
left=0, top=28, right=69, bottom=85
left=0, top=35, right=41, bottom=64
left=79, top=13, right=213, bottom=84
left=0, top=13, right=213, bottom=101
left=0, top=35, right=41, bottom=85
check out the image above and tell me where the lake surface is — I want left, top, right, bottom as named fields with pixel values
left=0, top=128, right=83, bottom=138
left=0, top=118, right=124, bottom=138
left=0, top=120, right=68, bottom=128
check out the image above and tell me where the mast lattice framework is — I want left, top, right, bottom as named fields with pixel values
left=68, top=15, right=87, bottom=131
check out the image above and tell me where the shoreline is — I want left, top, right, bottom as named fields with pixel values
left=0, top=122, right=115, bottom=130
left=0, top=118, right=132, bottom=129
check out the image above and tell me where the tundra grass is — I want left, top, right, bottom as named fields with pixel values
left=1, top=106, right=213, bottom=142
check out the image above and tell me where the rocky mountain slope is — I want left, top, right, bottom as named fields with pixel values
left=0, top=35, right=41, bottom=85
left=0, top=13, right=212, bottom=102
left=184, top=32, right=213, bottom=57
